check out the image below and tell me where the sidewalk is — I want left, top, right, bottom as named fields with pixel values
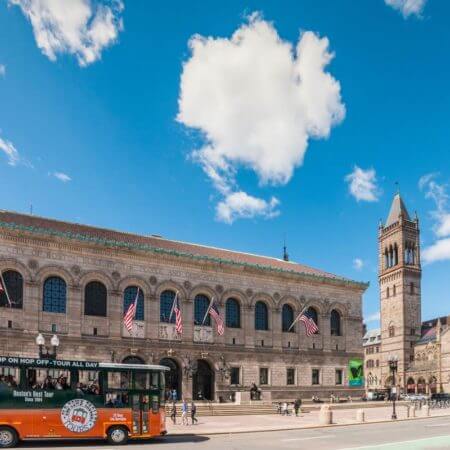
left=167, top=405, right=450, bottom=435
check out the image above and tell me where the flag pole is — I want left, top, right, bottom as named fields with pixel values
left=0, top=271, right=12, bottom=307
left=287, top=305, right=308, bottom=332
left=168, top=291, right=179, bottom=322
left=202, top=297, right=213, bottom=325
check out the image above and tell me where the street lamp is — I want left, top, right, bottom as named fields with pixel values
left=388, top=355, right=398, bottom=420
left=35, top=333, right=60, bottom=360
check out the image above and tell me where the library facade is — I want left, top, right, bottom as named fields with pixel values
left=0, top=210, right=367, bottom=401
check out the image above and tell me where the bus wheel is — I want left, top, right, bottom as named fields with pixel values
left=107, top=426, right=128, bottom=445
left=0, top=427, right=18, bottom=448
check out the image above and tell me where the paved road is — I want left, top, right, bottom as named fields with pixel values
left=19, top=416, right=450, bottom=449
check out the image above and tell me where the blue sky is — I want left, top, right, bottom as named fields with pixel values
left=1, top=0, right=449, bottom=327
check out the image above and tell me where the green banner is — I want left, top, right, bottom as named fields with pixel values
left=348, top=358, right=364, bottom=386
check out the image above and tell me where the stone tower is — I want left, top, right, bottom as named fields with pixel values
left=379, top=193, right=421, bottom=389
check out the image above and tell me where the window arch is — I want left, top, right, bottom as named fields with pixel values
left=84, top=281, right=107, bottom=317
left=160, top=290, right=176, bottom=323
left=0, top=270, right=23, bottom=309
left=226, top=298, right=241, bottom=328
left=282, top=304, right=294, bottom=332
left=255, top=301, right=269, bottom=331
left=123, top=286, right=144, bottom=321
left=43, top=276, right=66, bottom=313
left=194, top=294, right=210, bottom=326
left=330, top=309, right=341, bottom=336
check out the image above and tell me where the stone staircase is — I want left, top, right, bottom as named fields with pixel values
left=165, top=402, right=277, bottom=417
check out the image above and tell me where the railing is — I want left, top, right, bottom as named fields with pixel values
left=409, top=399, right=450, bottom=409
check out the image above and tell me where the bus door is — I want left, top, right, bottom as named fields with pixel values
left=131, top=394, right=149, bottom=435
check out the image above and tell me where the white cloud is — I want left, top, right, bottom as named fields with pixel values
left=353, top=258, right=364, bottom=270
left=345, top=166, right=380, bottom=202
left=177, top=13, right=345, bottom=222
left=422, top=238, right=450, bottom=264
left=216, top=191, right=279, bottom=224
left=365, top=311, right=381, bottom=323
left=0, top=65, right=5, bottom=77
left=0, top=136, right=21, bottom=166
left=9, top=0, right=124, bottom=67
left=52, top=171, right=72, bottom=182
left=420, top=173, right=450, bottom=263
left=385, top=0, right=427, bottom=18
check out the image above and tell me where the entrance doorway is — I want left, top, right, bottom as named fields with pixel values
left=193, top=360, right=214, bottom=401
left=160, top=358, right=182, bottom=400
left=131, top=394, right=150, bottom=435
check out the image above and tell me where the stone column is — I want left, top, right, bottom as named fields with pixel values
left=243, top=305, right=254, bottom=348
left=272, top=307, right=282, bottom=350
left=67, top=284, right=82, bottom=337
left=109, top=290, right=122, bottom=338
left=147, top=294, right=159, bottom=340
left=23, top=280, right=39, bottom=333
left=183, top=297, right=194, bottom=343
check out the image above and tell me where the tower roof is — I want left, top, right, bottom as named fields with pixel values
left=385, top=193, right=411, bottom=226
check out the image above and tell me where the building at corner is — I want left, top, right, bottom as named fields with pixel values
left=0, top=210, right=367, bottom=401
left=367, top=193, right=450, bottom=395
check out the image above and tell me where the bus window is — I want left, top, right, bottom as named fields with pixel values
left=0, top=367, right=19, bottom=388
left=27, top=369, right=70, bottom=390
left=105, top=392, right=128, bottom=407
left=107, top=371, right=131, bottom=390
left=76, top=371, right=101, bottom=395
left=134, top=372, right=148, bottom=390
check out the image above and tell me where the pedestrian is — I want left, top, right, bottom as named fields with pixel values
left=294, top=398, right=301, bottom=417
left=181, top=399, right=188, bottom=425
left=191, top=401, right=198, bottom=425
left=170, top=402, right=177, bottom=425
left=281, top=402, right=288, bottom=416
left=172, top=388, right=178, bottom=402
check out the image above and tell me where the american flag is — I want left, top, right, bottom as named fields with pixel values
left=299, top=310, right=319, bottom=336
left=123, top=288, right=139, bottom=334
left=209, top=300, right=224, bottom=335
left=171, top=292, right=183, bottom=334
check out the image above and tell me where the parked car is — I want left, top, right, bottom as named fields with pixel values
left=366, top=391, right=385, bottom=401
left=431, top=393, right=450, bottom=401
left=404, top=393, right=428, bottom=401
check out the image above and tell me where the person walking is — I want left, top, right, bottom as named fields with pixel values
left=281, top=402, right=288, bottom=416
left=294, top=398, right=301, bottom=417
left=170, top=402, right=177, bottom=425
left=181, top=399, right=188, bottom=426
left=191, top=401, right=198, bottom=425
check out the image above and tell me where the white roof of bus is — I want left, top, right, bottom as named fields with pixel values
left=99, top=362, right=170, bottom=371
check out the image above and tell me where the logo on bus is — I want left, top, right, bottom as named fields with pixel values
left=61, top=399, right=98, bottom=433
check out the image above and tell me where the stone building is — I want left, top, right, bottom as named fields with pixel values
left=367, top=193, right=450, bottom=395
left=0, top=210, right=367, bottom=401
left=363, top=328, right=381, bottom=391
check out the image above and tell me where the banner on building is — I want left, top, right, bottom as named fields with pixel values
left=348, top=358, right=364, bottom=386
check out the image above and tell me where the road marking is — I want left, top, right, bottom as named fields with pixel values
left=426, top=423, right=450, bottom=427
left=282, top=434, right=336, bottom=442
left=339, top=434, right=450, bottom=450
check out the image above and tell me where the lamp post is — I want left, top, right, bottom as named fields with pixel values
left=183, top=356, right=197, bottom=379
left=35, top=333, right=59, bottom=360
left=218, top=355, right=230, bottom=381
left=388, top=355, right=398, bottom=420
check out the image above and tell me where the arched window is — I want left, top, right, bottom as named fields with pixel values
left=194, top=294, right=210, bottom=326
left=386, top=287, right=390, bottom=298
left=43, top=276, right=66, bottom=313
left=255, top=301, right=268, bottom=331
left=0, top=270, right=23, bottom=309
left=160, top=290, right=176, bottom=323
left=226, top=298, right=240, bottom=328
left=330, top=309, right=341, bottom=336
left=307, top=307, right=319, bottom=333
left=123, top=286, right=144, bottom=321
left=282, top=304, right=294, bottom=332
left=384, top=249, right=389, bottom=269
left=84, top=281, right=107, bottom=317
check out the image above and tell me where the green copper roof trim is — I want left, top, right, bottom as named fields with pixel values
left=0, top=220, right=369, bottom=289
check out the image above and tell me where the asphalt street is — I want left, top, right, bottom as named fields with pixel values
left=17, top=416, right=450, bottom=449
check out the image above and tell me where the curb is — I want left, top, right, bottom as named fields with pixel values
left=167, top=412, right=450, bottom=437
